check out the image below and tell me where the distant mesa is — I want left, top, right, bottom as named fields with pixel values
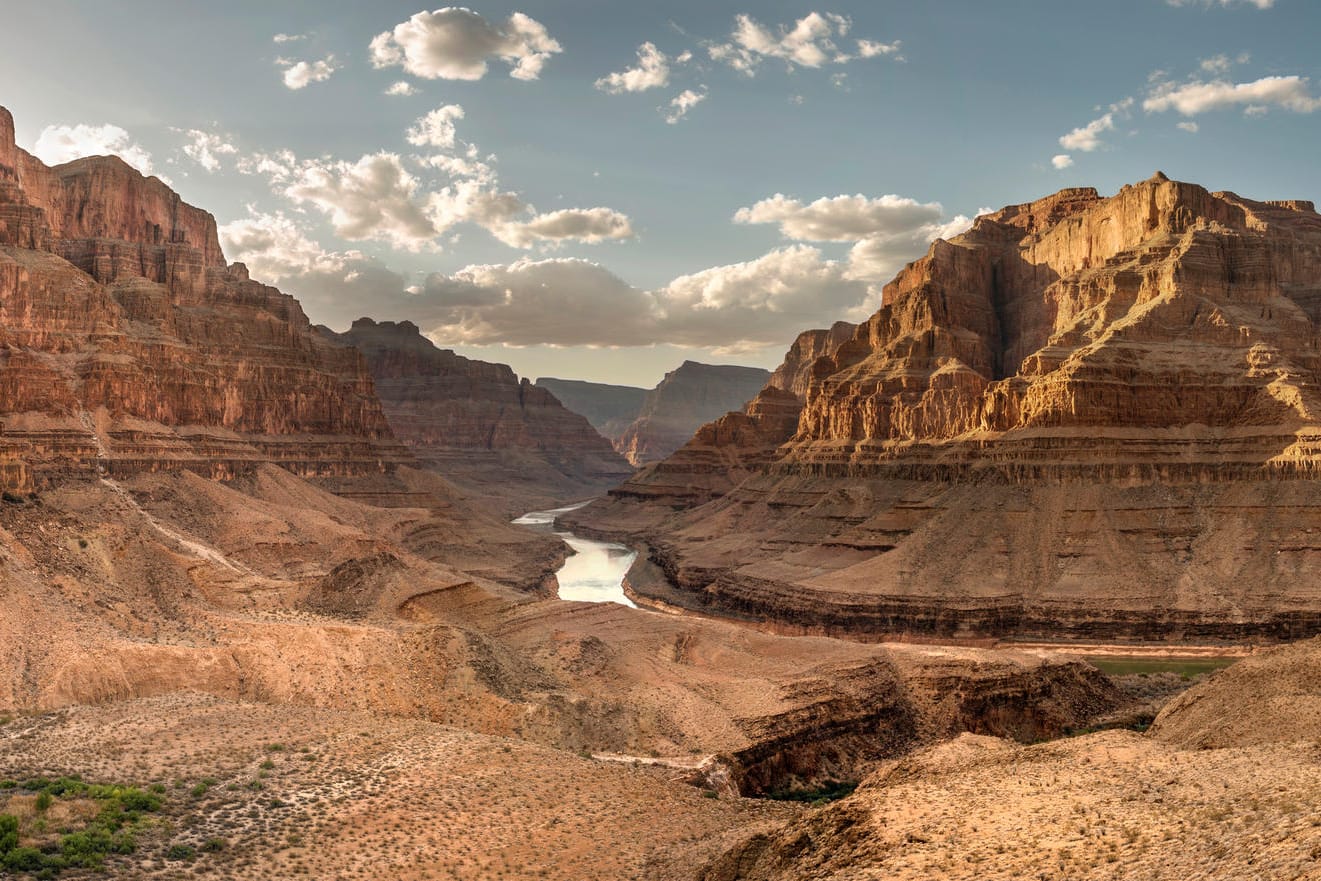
left=538, top=361, right=771, bottom=467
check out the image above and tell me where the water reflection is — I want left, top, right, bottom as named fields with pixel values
left=513, top=503, right=638, bottom=608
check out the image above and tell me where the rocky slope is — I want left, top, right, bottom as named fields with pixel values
left=0, top=106, right=409, bottom=489
left=534, top=376, right=647, bottom=443
left=701, top=640, right=1321, bottom=881
left=613, top=361, right=772, bottom=465
left=324, top=318, right=633, bottom=512
left=568, top=175, right=1321, bottom=641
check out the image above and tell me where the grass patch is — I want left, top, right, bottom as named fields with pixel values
left=764, top=780, right=858, bottom=806
left=0, top=776, right=163, bottom=875
left=1084, top=656, right=1236, bottom=678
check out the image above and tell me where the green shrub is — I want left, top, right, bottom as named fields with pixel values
left=0, top=814, right=19, bottom=853
left=165, top=843, right=197, bottom=861
left=3, top=846, right=46, bottom=872
left=35, top=791, right=53, bottom=812
left=201, top=837, right=227, bottom=853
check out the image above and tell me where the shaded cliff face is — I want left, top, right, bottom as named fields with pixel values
left=568, top=175, right=1321, bottom=641
left=325, top=318, right=633, bottom=510
left=614, top=361, right=771, bottom=466
left=533, top=377, right=647, bottom=442
left=0, top=105, right=408, bottom=490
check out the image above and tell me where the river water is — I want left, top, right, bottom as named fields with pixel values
left=512, top=503, right=638, bottom=607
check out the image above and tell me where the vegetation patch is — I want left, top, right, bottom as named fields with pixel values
left=1083, top=656, right=1235, bottom=678
left=0, top=776, right=162, bottom=876
left=763, top=780, right=858, bottom=806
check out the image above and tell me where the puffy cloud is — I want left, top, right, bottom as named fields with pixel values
left=1167, top=0, right=1274, bottom=8
left=285, top=152, right=439, bottom=250
left=32, top=123, right=154, bottom=175
left=708, top=12, right=898, bottom=75
left=493, top=207, right=634, bottom=248
left=280, top=55, right=338, bottom=90
left=734, top=191, right=975, bottom=283
left=369, top=8, right=561, bottom=81
left=1144, top=75, right=1321, bottom=115
left=218, top=208, right=360, bottom=281
left=385, top=81, right=419, bottom=96
left=1051, top=154, right=1074, bottom=169
left=1059, top=112, right=1116, bottom=151
left=596, top=42, right=671, bottom=94
left=1177, top=120, right=1200, bottom=132
left=177, top=129, right=237, bottom=172
left=406, top=104, right=466, bottom=149
left=665, top=88, right=707, bottom=124
left=734, top=193, right=944, bottom=241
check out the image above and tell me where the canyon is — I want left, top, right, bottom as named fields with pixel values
left=569, top=174, right=1321, bottom=643
left=0, top=103, right=1135, bottom=879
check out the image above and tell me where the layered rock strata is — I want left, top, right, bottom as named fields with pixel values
left=0, top=105, right=408, bottom=490
left=568, top=175, right=1321, bottom=641
left=325, top=318, right=633, bottom=510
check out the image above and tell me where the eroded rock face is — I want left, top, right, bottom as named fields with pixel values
left=568, top=175, right=1321, bottom=641
left=533, top=377, right=647, bottom=443
left=323, top=319, right=632, bottom=508
left=614, top=361, right=771, bottom=466
left=0, top=106, right=408, bottom=489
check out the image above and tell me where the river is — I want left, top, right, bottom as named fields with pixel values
left=512, top=503, right=638, bottom=608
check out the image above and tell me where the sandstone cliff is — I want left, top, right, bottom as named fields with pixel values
left=323, top=318, right=633, bottom=510
left=533, top=377, right=647, bottom=442
left=0, top=105, right=408, bottom=489
left=568, top=174, right=1321, bottom=641
left=613, top=361, right=771, bottom=466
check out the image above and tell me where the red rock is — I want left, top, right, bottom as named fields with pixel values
left=0, top=105, right=408, bottom=490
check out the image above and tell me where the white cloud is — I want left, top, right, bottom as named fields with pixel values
left=406, top=105, right=466, bottom=149
left=272, top=33, right=305, bottom=43
left=280, top=55, right=338, bottom=90
left=665, top=88, right=707, bottom=124
left=369, top=8, right=561, bottom=81
left=708, top=12, right=898, bottom=75
left=32, top=123, right=154, bottom=175
left=733, top=191, right=975, bottom=284
left=493, top=207, right=634, bottom=248
left=385, top=81, right=419, bottom=96
left=1052, top=154, right=1074, bottom=169
left=1177, top=120, right=1200, bottom=132
left=218, top=208, right=361, bottom=281
left=596, top=42, right=671, bottom=94
left=1059, top=112, right=1116, bottom=151
left=1167, top=0, right=1274, bottom=8
left=734, top=193, right=945, bottom=241
left=1144, top=75, right=1321, bottom=115
left=177, top=129, right=237, bottom=172
left=285, top=152, right=439, bottom=250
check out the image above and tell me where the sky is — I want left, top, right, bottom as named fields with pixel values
left=2, top=0, right=1320, bottom=386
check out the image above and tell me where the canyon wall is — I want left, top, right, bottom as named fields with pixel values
left=569, top=174, right=1321, bottom=641
left=533, top=377, right=647, bottom=443
left=325, top=319, right=633, bottom=509
left=0, top=105, right=409, bottom=490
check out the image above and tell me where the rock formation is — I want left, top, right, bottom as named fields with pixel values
left=568, top=175, right=1321, bottom=641
left=533, top=376, right=647, bottom=443
left=612, top=361, right=771, bottom=465
left=324, top=318, right=633, bottom=511
left=0, top=105, right=408, bottom=490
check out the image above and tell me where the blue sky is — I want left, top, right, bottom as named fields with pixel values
left=2, top=0, right=1319, bottom=385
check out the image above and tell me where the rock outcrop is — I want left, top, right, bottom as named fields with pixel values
left=533, top=377, right=647, bottom=443
left=613, top=361, right=772, bottom=466
left=0, top=105, right=408, bottom=490
left=323, top=318, right=633, bottom=510
left=568, top=175, right=1321, bottom=641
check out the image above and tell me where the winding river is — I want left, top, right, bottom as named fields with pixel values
left=512, top=503, right=638, bottom=608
